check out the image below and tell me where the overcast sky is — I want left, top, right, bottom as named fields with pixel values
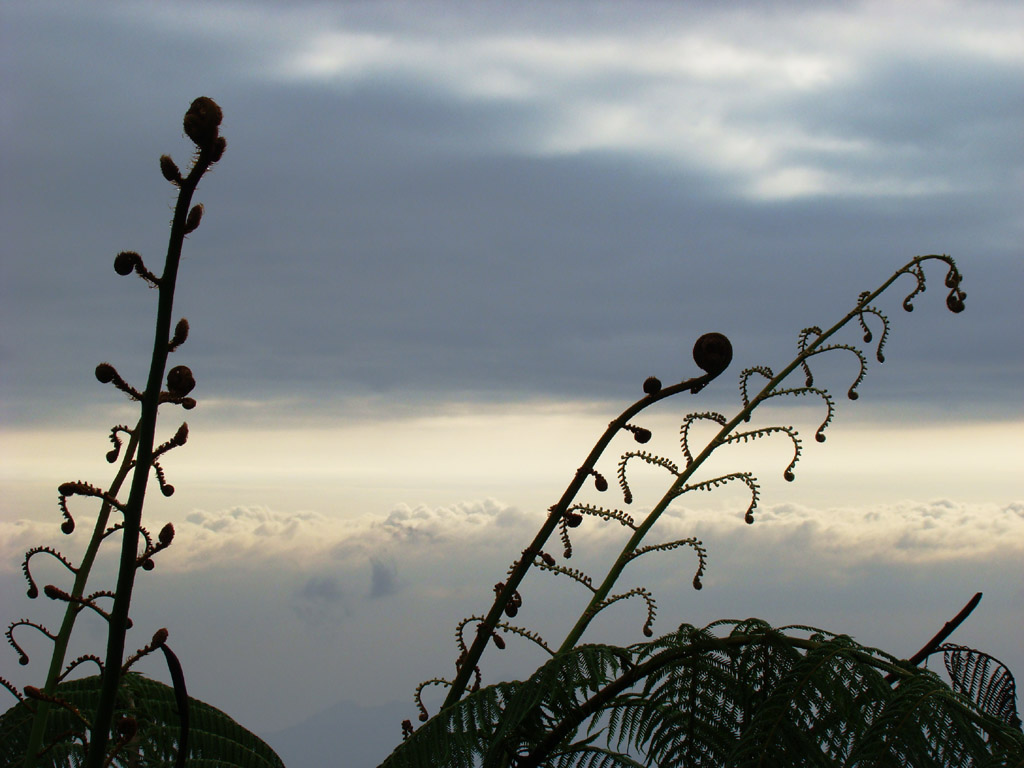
left=1, top=2, right=1022, bottom=766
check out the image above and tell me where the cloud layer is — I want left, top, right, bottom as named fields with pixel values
left=3, top=493, right=1021, bottom=734
left=2, top=0, right=1022, bottom=426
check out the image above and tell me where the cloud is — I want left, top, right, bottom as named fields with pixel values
left=4, top=496, right=1020, bottom=585
left=291, top=574, right=350, bottom=627
left=3, top=0, right=1022, bottom=429
left=255, top=1, right=1022, bottom=200
left=298, top=575, right=345, bottom=602
left=3, top=494, right=1020, bottom=736
left=368, top=556, right=398, bottom=599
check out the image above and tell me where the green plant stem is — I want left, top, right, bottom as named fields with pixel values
left=441, top=370, right=721, bottom=710
left=83, top=153, right=212, bottom=768
left=556, top=257, right=945, bottom=653
left=22, top=426, right=141, bottom=768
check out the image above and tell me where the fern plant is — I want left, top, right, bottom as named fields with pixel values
left=0, top=673, right=284, bottom=768
left=1, top=98, right=281, bottom=768
left=384, top=620, right=1024, bottom=767
left=385, top=255, right=1022, bottom=764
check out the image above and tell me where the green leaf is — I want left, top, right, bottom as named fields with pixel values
left=0, top=673, right=284, bottom=768
left=383, top=620, right=1024, bottom=768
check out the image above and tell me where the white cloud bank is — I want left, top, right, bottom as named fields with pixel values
left=7, top=494, right=1019, bottom=576
left=3, top=495, right=1020, bottom=735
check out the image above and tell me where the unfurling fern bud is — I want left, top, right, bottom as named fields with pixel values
left=564, top=511, right=583, bottom=528
left=94, top=363, right=142, bottom=399
left=95, top=363, right=116, bottom=383
left=582, top=467, right=608, bottom=492
left=159, top=155, right=181, bottom=184
left=158, top=523, right=175, bottom=547
left=692, top=332, right=733, bottom=375
left=113, top=251, right=140, bottom=276
left=113, top=251, right=158, bottom=285
left=623, top=423, right=652, bottom=444
left=643, top=376, right=662, bottom=395
left=43, top=584, right=71, bottom=601
left=504, top=590, right=523, bottom=618
left=183, top=96, right=223, bottom=149
left=184, top=204, right=204, bottom=234
left=169, top=318, right=189, bottom=352
left=947, top=292, right=966, bottom=313
left=166, top=365, right=195, bottom=397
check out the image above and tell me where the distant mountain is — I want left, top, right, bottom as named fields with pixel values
left=260, top=698, right=412, bottom=768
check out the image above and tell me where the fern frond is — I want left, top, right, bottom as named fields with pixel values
left=625, top=537, right=706, bottom=591
left=567, top=504, right=636, bottom=530
left=855, top=299, right=891, bottom=362
left=616, top=451, right=679, bottom=505
left=673, top=471, right=760, bottom=524
left=739, top=366, right=774, bottom=418
left=719, top=425, right=802, bottom=482
left=940, top=644, right=1022, bottom=729
left=797, top=326, right=823, bottom=386
left=679, top=412, right=727, bottom=465
left=383, top=619, right=1024, bottom=768
left=537, top=560, right=596, bottom=592
left=588, top=588, right=658, bottom=638
left=800, top=342, right=869, bottom=400
left=22, top=546, right=78, bottom=600
left=753, top=386, right=836, bottom=443
left=0, top=673, right=285, bottom=768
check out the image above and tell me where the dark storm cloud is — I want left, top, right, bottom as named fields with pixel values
left=1, top=0, right=1021, bottom=427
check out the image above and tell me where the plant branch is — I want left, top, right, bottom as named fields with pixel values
left=441, top=367, right=724, bottom=710
left=82, top=101, right=223, bottom=768
left=556, top=255, right=961, bottom=653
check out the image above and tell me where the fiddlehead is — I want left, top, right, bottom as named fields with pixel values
left=680, top=412, right=727, bottom=466
left=586, top=587, right=659, bottom=638
left=22, top=547, right=79, bottom=600
left=625, top=537, right=707, bottom=590
left=672, top=472, right=760, bottom=525
left=855, top=298, right=890, bottom=363
left=800, top=343, right=869, bottom=400
left=617, top=451, right=680, bottom=504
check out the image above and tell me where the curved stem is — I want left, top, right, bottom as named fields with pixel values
left=557, top=256, right=952, bottom=653
left=441, top=370, right=721, bottom=710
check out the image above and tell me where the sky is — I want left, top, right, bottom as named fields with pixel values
left=1, top=1, right=1022, bottom=765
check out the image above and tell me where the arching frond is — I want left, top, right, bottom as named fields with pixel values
left=0, top=673, right=284, bottom=768
left=383, top=620, right=1024, bottom=768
